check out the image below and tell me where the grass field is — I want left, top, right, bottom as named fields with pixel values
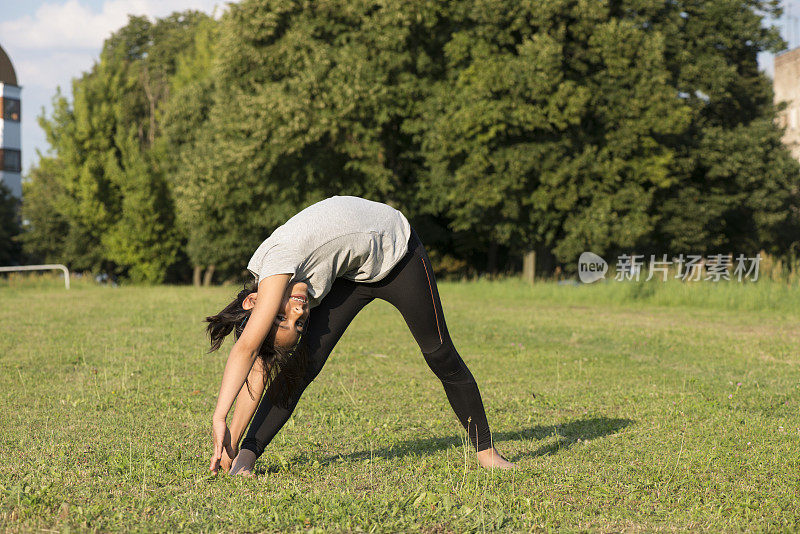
left=1, top=277, right=799, bottom=532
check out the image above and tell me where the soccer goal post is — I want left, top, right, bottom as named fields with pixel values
left=0, top=264, right=70, bottom=289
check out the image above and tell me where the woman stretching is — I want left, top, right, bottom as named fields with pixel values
left=207, top=196, right=515, bottom=475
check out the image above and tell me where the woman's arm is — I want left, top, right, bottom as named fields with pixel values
left=229, top=357, right=267, bottom=447
left=219, top=358, right=267, bottom=472
left=209, top=273, right=290, bottom=474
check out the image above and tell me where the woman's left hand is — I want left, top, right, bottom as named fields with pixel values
left=209, top=418, right=235, bottom=475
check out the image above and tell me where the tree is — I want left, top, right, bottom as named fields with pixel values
left=179, top=0, right=436, bottom=279
left=410, top=0, right=799, bottom=271
left=409, top=0, right=690, bottom=270
left=0, top=183, right=21, bottom=265
left=19, top=160, right=70, bottom=264
left=645, top=0, right=800, bottom=259
left=158, top=16, right=222, bottom=284
left=24, top=0, right=798, bottom=280
left=30, top=12, right=209, bottom=282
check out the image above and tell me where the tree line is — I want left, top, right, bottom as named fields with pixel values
left=5, top=0, right=800, bottom=283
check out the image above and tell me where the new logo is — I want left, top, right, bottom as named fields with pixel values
left=578, top=252, right=607, bottom=283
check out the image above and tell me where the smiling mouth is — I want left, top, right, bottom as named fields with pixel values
left=289, top=294, right=307, bottom=304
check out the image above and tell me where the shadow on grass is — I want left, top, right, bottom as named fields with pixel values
left=255, top=416, right=633, bottom=474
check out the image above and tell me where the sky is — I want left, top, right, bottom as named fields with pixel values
left=0, top=0, right=797, bottom=174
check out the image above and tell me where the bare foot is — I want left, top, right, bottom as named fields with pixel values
left=229, top=449, right=257, bottom=477
left=476, top=447, right=516, bottom=469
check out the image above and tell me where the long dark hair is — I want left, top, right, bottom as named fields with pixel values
left=205, top=281, right=309, bottom=408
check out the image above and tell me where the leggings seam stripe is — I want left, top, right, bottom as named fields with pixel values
left=420, top=255, right=443, bottom=345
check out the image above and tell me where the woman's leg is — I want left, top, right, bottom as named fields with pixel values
left=365, top=229, right=497, bottom=454
left=237, top=279, right=374, bottom=461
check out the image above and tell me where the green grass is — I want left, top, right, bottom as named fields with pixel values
left=1, top=277, right=799, bottom=532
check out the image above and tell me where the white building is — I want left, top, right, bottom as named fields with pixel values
left=0, top=44, right=21, bottom=198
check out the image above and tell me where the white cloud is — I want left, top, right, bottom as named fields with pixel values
left=0, top=0, right=224, bottom=51
left=2, top=1, right=126, bottom=50
left=15, top=52, right=97, bottom=88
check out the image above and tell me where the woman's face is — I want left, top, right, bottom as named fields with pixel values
left=243, top=280, right=310, bottom=348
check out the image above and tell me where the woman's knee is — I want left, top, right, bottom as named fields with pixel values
left=422, top=340, right=473, bottom=382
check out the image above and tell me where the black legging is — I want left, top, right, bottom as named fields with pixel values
left=239, top=228, right=493, bottom=456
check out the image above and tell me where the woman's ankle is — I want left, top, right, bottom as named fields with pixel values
left=476, top=447, right=516, bottom=469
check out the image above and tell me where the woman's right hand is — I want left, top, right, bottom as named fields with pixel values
left=209, top=418, right=236, bottom=475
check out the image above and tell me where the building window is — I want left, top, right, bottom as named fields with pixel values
left=0, top=149, right=21, bottom=172
left=0, top=97, right=20, bottom=122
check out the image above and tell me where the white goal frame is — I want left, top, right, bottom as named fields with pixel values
left=0, top=264, right=71, bottom=289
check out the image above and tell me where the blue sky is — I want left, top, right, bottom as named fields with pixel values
left=0, top=0, right=796, bottom=174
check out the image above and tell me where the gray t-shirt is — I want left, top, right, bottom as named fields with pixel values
left=247, top=196, right=412, bottom=307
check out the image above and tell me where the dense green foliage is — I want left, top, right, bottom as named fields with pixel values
left=23, top=13, right=206, bottom=282
left=0, top=183, right=20, bottom=265
left=21, top=0, right=800, bottom=282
